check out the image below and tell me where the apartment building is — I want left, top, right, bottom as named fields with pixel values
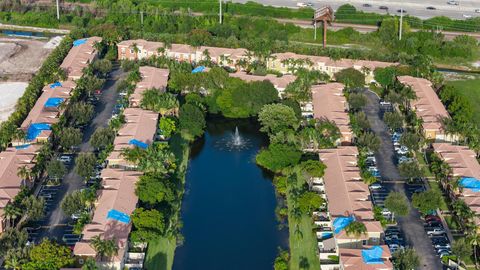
left=73, top=169, right=143, bottom=269
left=116, top=39, right=394, bottom=83
left=75, top=106, right=158, bottom=268
left=317, top=147, right=391, bottom=270
left=0, top=144, right=39, bottom=231
left=269, top=52, right=393, bottom=83
left=432, top=143, right=480, bottom=227
left=17, top=80, right=76, bottom=144
left=130, top=67, right=169, bottom=107
left=107, top=108, right=159, bottom=168
left=229, top=71, right=296, bottom=97
left=61, top=37, right=102, bottom=80
left=397, top=76, right=453, bottom=142
left=311, top=83, right=352, bottom=145
left=117, top=39, right=165, bottom=60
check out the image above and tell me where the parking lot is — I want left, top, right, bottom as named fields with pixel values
left=27, top=64, right=125, bottom=246
left=363, top=90, right=445, bottom=269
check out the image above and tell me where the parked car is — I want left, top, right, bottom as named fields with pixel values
left=476, top=9, right=480, bottom=13
left=463, top=14, right=473, bottom=18
left=369, top=183, right=382, bottom=190
left=426, top=227, right=446, bottom=236
left=379, top=6, right=389, bottom=10
left=398, top=156, right=412, bottom=164
left=385, top=234, right=404, bottom=242
left=397, top=9, right=406, bottom=13
left=447, top=0, right=459, bottom=5
left=57, top=155, right=72, bottom=164
left=382, top=208, right=392, bottom=216
left=425, top=215, right=441, bottom=222
left=426, top=6, right=436, bottom=10
left=426, top=221, right=443, bottom=228
left=396, top=146, right=409, bottom=155
left=296, top=2, right=307, bottom=7
left=363, top=3, right=372, bottom=7
left=434, top=242, right=451, bottom=249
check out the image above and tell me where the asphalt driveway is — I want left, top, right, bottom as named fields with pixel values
left=363, top=90, right=444, bottom=270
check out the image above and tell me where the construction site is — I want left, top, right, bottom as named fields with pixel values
left=0, top=35, right=63, bottom=122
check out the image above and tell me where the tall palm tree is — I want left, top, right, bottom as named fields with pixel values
left=345, top=221, right=367, bottom=237
left=3, top=204, right=22, bottom=229
left=90, top=235, right=118, bottom=261
left=17, top=165, right=33, bottom=187
left=468, top=232, right=480, bottom=269
left=21, top=195, right=45, bottom=223
left=131, top=43, right=139, bottom=60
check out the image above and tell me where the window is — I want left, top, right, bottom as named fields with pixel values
left=130, top=49, right=134, bottom=53
left=362, top=240, right=367, bottom=245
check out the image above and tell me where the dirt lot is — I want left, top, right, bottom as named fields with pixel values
left=0, top=37, right=60, bottom=81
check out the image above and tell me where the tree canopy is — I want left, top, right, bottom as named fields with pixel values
left=256, top=143, right=302, bottom=172
left=178, top=103, right=206, bottom=140
left=258, top=104, right=299, bottom=136
left=385, top=191, right=410, bottom=217
left=412, top=190, right=442, bottom=215
left=131, top=208, right=166, bottom=241
left=335, top=68, right=365, bottom=89
left=22, top=239, right=74, bottom=270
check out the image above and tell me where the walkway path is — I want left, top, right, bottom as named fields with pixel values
left=34, top=64, right=124, bottom=242
left=363, top=90, right=444, bottom=270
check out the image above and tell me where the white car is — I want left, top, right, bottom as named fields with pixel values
left=476, top=9, right=480, bottom=13
left=57, top=156, right=72, bottom=163
left=463, top=14, right=472, bottom=18
left=297, top=2, right=307, bottom=7
left=369, top=183, right=382, bottom=190
left=396, top=146, right=409, bottom=155
left=447, top=0, right=459, bottom=5
left=382, top=208, right=392, bottom=216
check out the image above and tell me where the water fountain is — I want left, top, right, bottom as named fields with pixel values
left=215, top=126, right=250, bottom=151
left=232, top=126, right=243, bottom=146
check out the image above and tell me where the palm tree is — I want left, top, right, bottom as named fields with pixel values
left=344, top=221, right=367, bottom=237
left=21, top=195, right=45, bottom=223
left=131, top=43, right=139, bottom=59
left=4, top=248, right=26, bottom=270
left=17, top=165, right=33, bottom=187
left=90, top=236, right=118, bottom=261
left=3, top=204, right=22, bottom=228
left=468, top=232, right=480, bottom=269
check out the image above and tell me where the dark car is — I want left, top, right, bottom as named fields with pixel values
left=397, top=9, right=407, bottom=13
left=379, top=6, right=388, bottom=10
left=425, top=215, right=441, bottom=222
left=426, top=6, right=436, bottom=10
left=363, top=3, right=372, bottom=7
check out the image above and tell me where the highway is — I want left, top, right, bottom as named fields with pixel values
left=232, top=0, right=480, bottom=20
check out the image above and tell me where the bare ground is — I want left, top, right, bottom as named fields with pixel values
left=0, top=37, right=56, bottom=81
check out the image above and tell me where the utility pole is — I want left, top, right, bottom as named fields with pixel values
left=56, top=0, right=60, bottom=20
left=219, top=0, right=222, bottom=24
left=399, top=8, right=403, bottom=41
left=314, top=21, right=317, bottom=40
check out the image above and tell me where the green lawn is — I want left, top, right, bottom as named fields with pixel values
left=144, top=237, right=176, bottom=270
left=428, top=180, right=449, bottom=211
left=447, top=79, right=480, bottom=127
left=285, top=171, right=321, bottom=270
left=444, top=215, right=460, bottom=231
left=145, top=134, right=191, bottom=270
left=416, top=151, right=433, bottom=178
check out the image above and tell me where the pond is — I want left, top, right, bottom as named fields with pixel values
left=172, top=117, right=288, bottom=270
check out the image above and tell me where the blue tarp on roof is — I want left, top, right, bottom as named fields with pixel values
left=191, top=66, right=205, bottom=73
left=73, top=38, right=87, bottom=47
left=26, top=123, right=51, bottom=141
left=320, top=232, right=333, bottom=240
left=107, top=209, right=130, bottom=224
left=333, top=215, right=355, bottom=234
left=129, top=139, right=149, bottom=149
left=45, top=97, right=64, bottom=108
left=460, top=177, right=480, bottom=192
left=50, top=81, right=62, bottom=89
left=361, top=246, right=384, bottom=265
left=15, top=144, right=31, bottom=150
